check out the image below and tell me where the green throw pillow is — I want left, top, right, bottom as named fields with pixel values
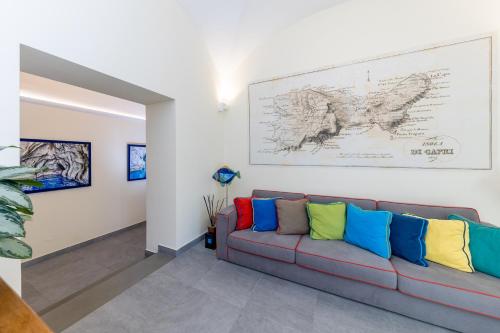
left=449, top=214, right=500, bottom=278
left=307, top=202, right=346, bottom=240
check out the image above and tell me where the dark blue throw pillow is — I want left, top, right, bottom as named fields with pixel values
left=390, top=214, right=429, bottom=267
left=251, top=198, right=279, bottom=231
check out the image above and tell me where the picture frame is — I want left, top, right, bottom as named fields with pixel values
left=20, top=138, right=92, bottom=194
left=127, top=144, right=147, bottom=181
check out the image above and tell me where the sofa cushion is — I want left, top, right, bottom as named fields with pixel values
left=227, top=230, right=301, bottom=263
left=307, top=194, right=376, bottom=210
left=252, top=198, right=279, bottom=232
left=390, top=214, right=428, bottom=267
left=307, top=202, right=346, bottom=240
left=345, top=204, right=392, bottom=259
left=296, top=236, right=397, bottom=289
left=276, top=199, right=310, bottom=235
left=377, top=201, right=480, bottom=222
left=234, top=197, right=253, bottom=230
left=424, top=218, right=474, bottom=273
left=449, top=214, right=500, bottom=278
left=392, top=256, right=500, bottom=319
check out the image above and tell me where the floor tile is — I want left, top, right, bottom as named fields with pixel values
left=112, top=224, right=146, bottom=245
left=230, top=308, right=305, bottom=333
left=242, top=274, right=318, bottom=332
left=23, top=251, right=84, bottom=283
left=22, top=225, right=146, bottom=312
left=145, top=292, right=240, bottom=333
left=60, top=241, right=453, bottom=333
left=30, top=258, right=113, bottom=303
left=194, top=260, right=263, bottom=308
left=44, top=254, right=173, bottom=332
left=155, top=245, right=217, bottom=286
left=22, top=280, right=52, bottom=312
left=63, top=301, right=148, bottom=333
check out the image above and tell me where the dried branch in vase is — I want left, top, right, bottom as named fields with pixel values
left=203, top=194, right=225, bottom=229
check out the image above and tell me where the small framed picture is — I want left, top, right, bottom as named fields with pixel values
left=127, top=144, right=146, bottom=181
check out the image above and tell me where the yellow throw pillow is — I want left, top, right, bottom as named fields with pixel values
left=425, top=219, right=474, bottom=272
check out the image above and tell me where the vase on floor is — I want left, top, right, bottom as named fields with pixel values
left=205, top=230, right=216, bottom=250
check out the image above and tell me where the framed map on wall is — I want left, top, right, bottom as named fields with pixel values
left=249, top=36, right=492, bottom=169
left=20, top=139, right=92, bottom=193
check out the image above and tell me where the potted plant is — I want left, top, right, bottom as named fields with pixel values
left=203, top=194, right=224, bottom=249
left=0, top=146, right=41, bottom=260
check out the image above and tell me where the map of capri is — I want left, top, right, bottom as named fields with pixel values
left=249, top=37, right=491, bottom=169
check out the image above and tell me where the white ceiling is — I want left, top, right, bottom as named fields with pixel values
left=177, top=0, right=346, bottom=78
left=20, top=72, right=146, bottom=120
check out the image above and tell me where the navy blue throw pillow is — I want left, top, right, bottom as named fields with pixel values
left=390, top=214, right=429, bottom=266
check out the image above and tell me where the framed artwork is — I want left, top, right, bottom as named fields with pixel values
left=249, top=36, right=492, bottom=169
left=127, top=144, right=146, bottom=181
left=20, top=138, right=92, bottom=193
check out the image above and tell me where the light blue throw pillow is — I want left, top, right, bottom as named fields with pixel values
left=345, top=204, right=392, bottom=259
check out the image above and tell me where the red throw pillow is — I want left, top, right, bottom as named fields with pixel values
left=234, top=197, right=253, bottom=230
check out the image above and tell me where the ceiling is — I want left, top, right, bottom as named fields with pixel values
left=177, top=0, right=346, bottom=79
left=21, top=72, right=146, bottom=120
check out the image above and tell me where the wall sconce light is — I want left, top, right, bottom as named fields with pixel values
left=218, top=100, right=228, bottom=112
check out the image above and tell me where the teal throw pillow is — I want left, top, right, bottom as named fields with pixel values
left=448, top=214, right=500, bottom=278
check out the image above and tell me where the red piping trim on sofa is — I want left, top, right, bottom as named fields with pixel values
left=377, top=200, right=480, bottom=221
left=294, top=235, right=303, bottom=251
left=296, top=250, right=396, bottom=273
left=296, top=263, right=395, bottom=290
left=229, top=233, right=299, bottom=251
left=228, top=247, right=295, bottom=264
left=395, top=271, right=500, bottom=299
left=398, top=289, right=500, bottom=320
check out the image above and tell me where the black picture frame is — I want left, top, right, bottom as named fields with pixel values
left=127, top=144, right=146, bottom=181
left=20, top=138, right=92, bottom=194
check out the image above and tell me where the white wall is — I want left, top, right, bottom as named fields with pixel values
left=146, top=101, right=177, bottom=251
left=21, top=101, right=146, bottom=260
left=224, top=0, right=500, bottom=226
left=0, top=0, right=222, bottom=293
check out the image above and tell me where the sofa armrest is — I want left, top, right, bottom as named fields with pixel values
left=216, top=205, right=237, bottom=260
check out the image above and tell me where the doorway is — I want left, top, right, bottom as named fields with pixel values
left=18, top=45, right=174, bottom=313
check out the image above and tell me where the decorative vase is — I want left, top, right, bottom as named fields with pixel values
left=205, top=232, right=216, bottom=250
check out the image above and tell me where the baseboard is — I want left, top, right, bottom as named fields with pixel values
left=23, top=221, right=146, bottom=268
left=158, top=233, right=205, bottom=256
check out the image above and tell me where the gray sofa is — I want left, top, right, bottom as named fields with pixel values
left=216, top=189, right=500, bottom=333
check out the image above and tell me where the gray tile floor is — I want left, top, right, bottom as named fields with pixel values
left=23, top=224, right=146, bottom=313
left=63, top=241, right=452, bottom=333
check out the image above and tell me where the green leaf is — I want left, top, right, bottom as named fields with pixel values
left=0, top=208, right=25, bottom=237
left=0, top=183, right=33, bottom=212
left=0, top=220, right=25, bottom=237
left=0, top=205, right=29, bottom=223
left=18, top=213, right=32, bottom=222
left=10, top=179, right=43, bottom=188
left=0, top=166, right=39, bottom=181
left=0, top=237, right=32, bottom=259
